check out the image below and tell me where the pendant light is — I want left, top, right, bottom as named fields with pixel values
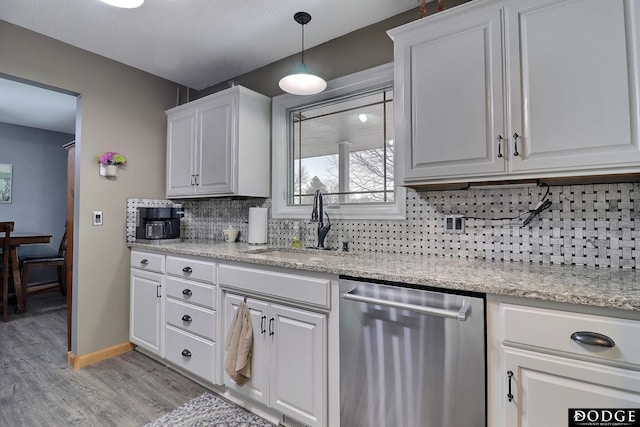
left=279, top=12, right=327, bottom=96
left=98, top=0, right=144, bottom=8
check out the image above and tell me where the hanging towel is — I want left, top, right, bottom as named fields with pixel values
left=225, top=301, right=253, bottom=386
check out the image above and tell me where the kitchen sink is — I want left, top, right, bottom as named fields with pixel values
left=243, top=248, right=345, bottom=263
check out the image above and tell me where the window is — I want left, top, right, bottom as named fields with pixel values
left=272, top=63, right=405, bottom=219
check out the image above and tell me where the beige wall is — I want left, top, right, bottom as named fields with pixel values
left=0, top=21, right=178, bottom=355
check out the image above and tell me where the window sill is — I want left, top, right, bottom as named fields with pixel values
left=272, top=187, right=407, bottom=220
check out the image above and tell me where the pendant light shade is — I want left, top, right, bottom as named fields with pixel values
left=98, top=0, right=144, bottom=8
left=279, top=12, right=327, bottom=96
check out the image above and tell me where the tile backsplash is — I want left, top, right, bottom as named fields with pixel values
left=127, top=182, right=640, bottom=269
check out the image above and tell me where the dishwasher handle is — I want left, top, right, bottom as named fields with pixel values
left=342, top=291, right=471, bottom=321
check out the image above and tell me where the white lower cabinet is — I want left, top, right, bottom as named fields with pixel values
left=130, top=253, right=334, bottom=426
left=503, top=347, right=640, bottom=427
left=164, top=255, right=218, bottom=384
left=220, top=263, right=330, bottom=427
left=165, top=324, right=216, bottom=383
left=490, top=302, right=640, bottom=427
left=130, top=251, right=218, bottom=383
left=130, top=251, right=165, bottom=357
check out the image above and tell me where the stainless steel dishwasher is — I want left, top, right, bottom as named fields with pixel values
left=340, top=277, right=486, bottom=427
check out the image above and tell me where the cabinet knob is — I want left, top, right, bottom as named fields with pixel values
left=182, top=314, right=192, bottom=323
left=570, top=331, right=615, bottom=348
left=140, top=259, right=149, bottom=265
left=182, top=289, right=193, bottom=297
left=181, top=349, right=192, bottom=358
left=182, top=266, right=193, bottom=274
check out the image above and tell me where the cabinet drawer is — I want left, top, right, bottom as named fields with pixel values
left=165, top=276, right=216, bottom=310
left=502, top=304, right=640, bottom=368
left=166, top=256, right=215, bottom=284
left=218, top=264, right=330, bottom=308
left=166, top=299, right=216, bottom=340
left=165, top=325, right=215, bottom=383
left=131, top=251, right=165, bottom=273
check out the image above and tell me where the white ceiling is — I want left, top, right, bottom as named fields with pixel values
left=0, top=78, right=77, bottom=134
left=0, top=0, right=419, bottom=135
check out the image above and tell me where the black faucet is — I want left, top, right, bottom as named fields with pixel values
left=311, top=189, right=331, bottom=249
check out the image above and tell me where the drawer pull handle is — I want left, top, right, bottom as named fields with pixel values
left=269, top=317, right=274, bottom=336
left=182, top=289, right=192, bottom=297
left=260, top=316, right=266, bottom=334
left=182, top=266, right=193, bottom=274
left=182, top=314, right=192, bottom=323
left=140, top=259, right=149, bottom=265
left=497, top=135, right=503, bottom=158
left=507, top=370, right=514, bottom=402
left=570, top=331, right=615, bottom=348
left=181, top=349, right=192, bottom=358
left=513, top=132, right=520, bottom=156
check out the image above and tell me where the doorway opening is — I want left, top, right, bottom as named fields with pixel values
left=0, top=74, right=78, bottom=352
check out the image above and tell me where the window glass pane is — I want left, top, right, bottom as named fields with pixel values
left=289, top=87, right=394, bottom=207
left=299, top=155, right=337, bottom=205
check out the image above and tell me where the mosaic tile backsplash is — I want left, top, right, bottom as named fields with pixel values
left=127, top=182, right=640, bottom=269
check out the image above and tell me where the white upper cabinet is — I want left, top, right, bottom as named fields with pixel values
left=166, top=85, right=271, bottom=198
left=390, top=2, right=506, bottom=180
left=389, top=0, right=640, bottom=184
left=507, top=0, right=640, bottom=173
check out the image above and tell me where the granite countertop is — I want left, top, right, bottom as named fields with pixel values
left=129, top=240, right=640, bottom=312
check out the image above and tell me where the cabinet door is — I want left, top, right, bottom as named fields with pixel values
left=507, top=0, right=640, bottom=173
left=130, top=268, right=164, bottom=357
left=197, top=93, right=235, bottom=194
left=502, top=347, right=640, bottom=427
left=270, top=303, right=326, bottom=427
left=224, top=293, right=270, bottom=407
left=396, top=3, right=506, bottom=182
left=166, top=108, right=196, bottom=197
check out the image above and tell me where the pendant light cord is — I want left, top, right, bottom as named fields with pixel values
left=300, top=21, right=306, bottom=66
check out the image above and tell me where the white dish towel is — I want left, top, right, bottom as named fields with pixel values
left=225, top=301, right=253, bottom=386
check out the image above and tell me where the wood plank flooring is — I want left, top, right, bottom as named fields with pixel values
left=0, top=293, right=207, bottom=426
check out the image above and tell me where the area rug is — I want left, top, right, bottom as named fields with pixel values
left=145, top=392, right=276, bottom=427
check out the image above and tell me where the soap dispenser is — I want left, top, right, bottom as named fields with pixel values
left=291, top=222, right=301, bottom=248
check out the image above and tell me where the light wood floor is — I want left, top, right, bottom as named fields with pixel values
left=0, top=292, right=207, bottom=426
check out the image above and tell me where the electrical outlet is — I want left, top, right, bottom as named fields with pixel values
left=443, top=215, right=465, bottom=233
left=92, top=211, right=103, bottom=226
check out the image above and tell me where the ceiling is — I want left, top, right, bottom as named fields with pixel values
left=0, top=0, right=419, bottom=135
left=0, top=78, right=77, bottom=134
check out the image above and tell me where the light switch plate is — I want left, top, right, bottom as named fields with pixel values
left=92, top=211, right=103, bottom=226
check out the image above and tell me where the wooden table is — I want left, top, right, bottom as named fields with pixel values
left=0, top=232, right=52, bottom=313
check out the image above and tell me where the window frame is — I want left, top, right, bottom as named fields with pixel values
left=272, top=63, right=406, bottom=220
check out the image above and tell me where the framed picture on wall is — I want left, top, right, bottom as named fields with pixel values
left=0, top=163, right=12, bottom=203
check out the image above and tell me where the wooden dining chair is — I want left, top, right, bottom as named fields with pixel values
left=20, top=228, right=67, bottom=310
left=0, top=221, right=15, bottom=322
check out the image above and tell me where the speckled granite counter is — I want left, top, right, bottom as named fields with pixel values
left=129, top=240, right=640, bottom=312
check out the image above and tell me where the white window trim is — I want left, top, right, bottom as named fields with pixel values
left=272, top=63, right=406, bottom=220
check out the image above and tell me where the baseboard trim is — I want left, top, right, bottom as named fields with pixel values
left=67, top=342, right=135, bottom=369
